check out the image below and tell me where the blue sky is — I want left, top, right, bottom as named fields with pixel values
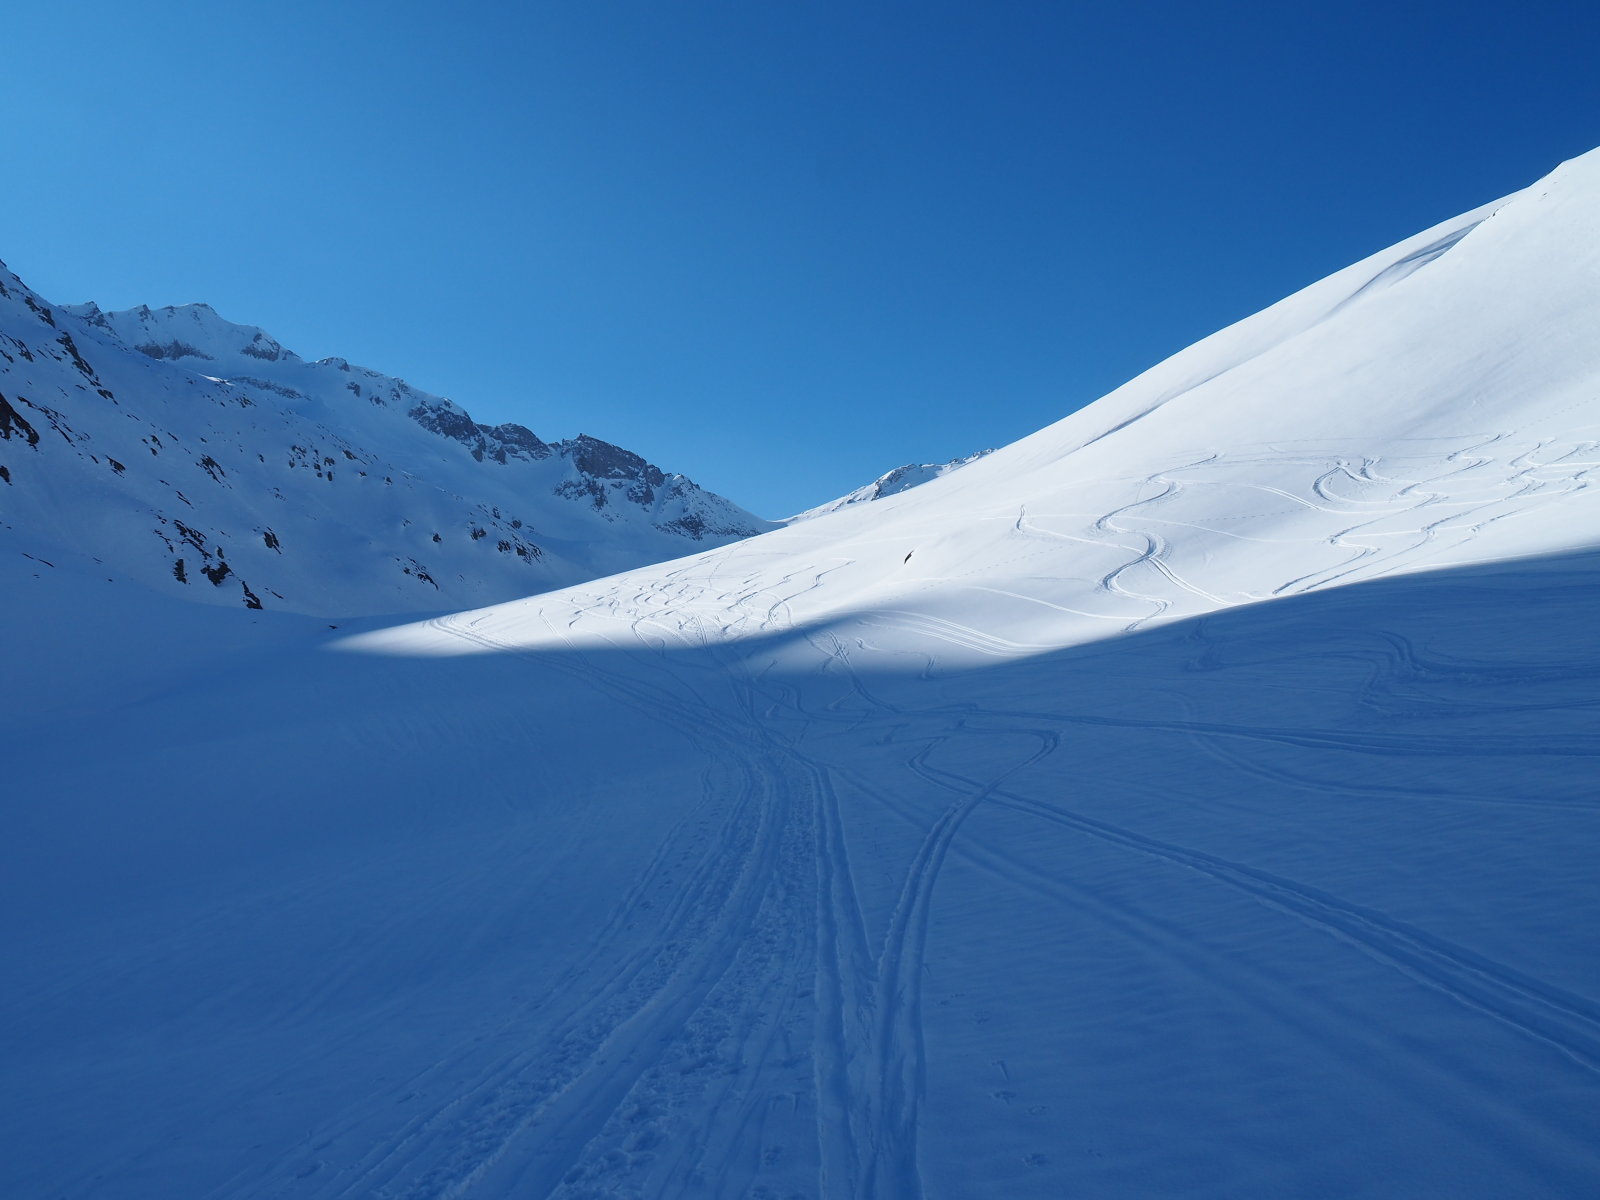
left=5, top=1, right=1598, bottom=517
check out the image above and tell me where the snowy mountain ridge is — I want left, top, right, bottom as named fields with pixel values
left=787, top=449, right=994, bottom=521
left=0, top=274, right=773, bottom=614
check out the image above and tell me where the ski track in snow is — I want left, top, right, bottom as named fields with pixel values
left=16, top=427, right=1600, bottom=1200
left=236, top=569, right=1073, bottom=1199
left=316, top=434, right=1593, bottom=1191
left=232, top=438, right=1599, bottom=1195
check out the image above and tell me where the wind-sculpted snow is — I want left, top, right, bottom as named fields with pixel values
left=0, top=285, right=773, bottom=614
left=4, top=150, right=1600, bottom=1198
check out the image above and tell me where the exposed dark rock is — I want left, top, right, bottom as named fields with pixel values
left=68, top=300, right=108, bottom=328
left=477, top=421, right=550, bottom=462
left=236, top=376, right=304, bottom=400
left=135, top=340, right=213, bottom=362
left=567, top=434, right=665, bottom=488
left=658, top=513, right=708, bottom=539
left=5, top=393, right=77, bottom=446
left=0, top=393, right=40, bottom=445
left=556, top=476, right=607, bottom=509
left=22, top=294, right=56, bottom=326
left=409, top=400, right=478, bottom=444
left=171, top=520, right=208, bottom=554
left=239, top=332, right=287, bottom=360
left=57, top=332, right=98, bottom=380
left=399, top=558, right=438, bottom=588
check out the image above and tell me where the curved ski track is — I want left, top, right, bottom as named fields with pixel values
left=205, top=429, right=1600, bottom=1197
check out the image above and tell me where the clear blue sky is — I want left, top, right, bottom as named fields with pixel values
left=5, top=1, right=1598, bottom=517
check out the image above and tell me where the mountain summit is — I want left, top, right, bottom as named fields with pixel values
left=786, top=449, right=994, bottom=522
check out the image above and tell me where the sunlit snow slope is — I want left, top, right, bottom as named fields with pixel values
left=5, top=150, right=1600, bottom=1200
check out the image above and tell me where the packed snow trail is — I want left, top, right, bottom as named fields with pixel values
left=6, top=150, right=1600, bottom=1197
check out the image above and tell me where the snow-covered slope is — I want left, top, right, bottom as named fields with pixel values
left=0, top=279, right=772, bottom=614
left=787, top=449, right=993, bottom=521
left=6, top=150, right=1600, bottom=1200
left=537, top=152, right=1594, bottom=654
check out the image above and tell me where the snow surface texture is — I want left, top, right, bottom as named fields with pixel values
left=0, top=282, right=772, bottom=614
left=786, top=450, right=994, bottom=522
left=6, top=150, right=1600, bottom=1199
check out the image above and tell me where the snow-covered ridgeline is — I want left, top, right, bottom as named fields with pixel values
left=786, top=449, right=994, bottom=522
left=0, top=278, right=773, bottom=614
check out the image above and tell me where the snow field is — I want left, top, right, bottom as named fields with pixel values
left=6, top=148, right=1600, bottom=1197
